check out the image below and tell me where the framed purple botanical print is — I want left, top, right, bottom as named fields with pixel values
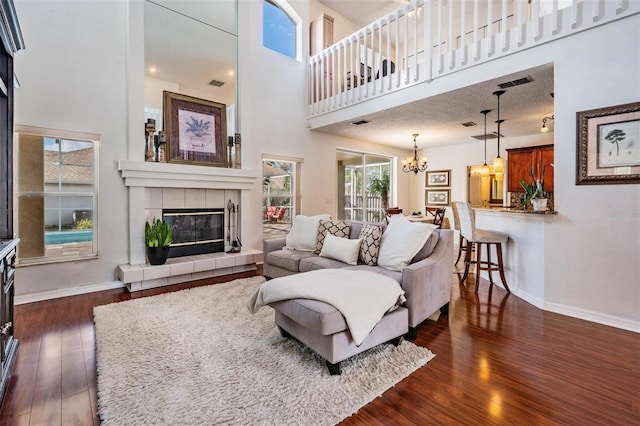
left=163, top=91, right=227, bottom=167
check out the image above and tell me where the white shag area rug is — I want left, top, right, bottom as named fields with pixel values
left=94, top=276, right=435, bottom=425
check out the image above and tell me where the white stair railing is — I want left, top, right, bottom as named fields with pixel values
left=308, top=0, right=638, bottom=119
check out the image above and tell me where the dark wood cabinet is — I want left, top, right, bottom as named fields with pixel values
left=506, top=144, right=554, bottom=192
left=0, top=0, right=24, bottom=407
left=0, top=239, right=17, bottom=403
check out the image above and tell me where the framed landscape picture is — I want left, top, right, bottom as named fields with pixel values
left=163, top=91, right=227, bottom=167
left=576, top=101, right=640, bottom=185
left=426, top=169, right=451, bottom=187
left=426, top=189, right=450, bottom=206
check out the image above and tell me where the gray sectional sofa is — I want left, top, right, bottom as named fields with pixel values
left=263, top=220, right=454, bottom=339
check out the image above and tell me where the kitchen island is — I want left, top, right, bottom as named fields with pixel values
left=472, top=208, right=557, bottom=308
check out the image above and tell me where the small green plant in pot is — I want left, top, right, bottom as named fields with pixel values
left=520, top=163, right=548, bottom=211
left=145, top=218, right=172, bottom=265
left=520, top=179, right=546, bottom=211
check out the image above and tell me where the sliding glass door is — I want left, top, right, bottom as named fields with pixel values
left=337, top=150, right=392, bottom=222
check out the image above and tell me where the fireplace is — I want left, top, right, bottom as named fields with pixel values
left=163, top=208, right=225, bottom=258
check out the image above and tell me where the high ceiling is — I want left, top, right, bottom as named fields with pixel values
left=315, top=0, right=555, bottom=150
left=144, top=0, right=236, bottom=105
left=319, top=0, right=406, bottom=27
left=144, top=1, right=555, bottom=149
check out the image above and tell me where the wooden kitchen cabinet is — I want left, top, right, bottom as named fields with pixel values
left=506, top=145, right=554, bottom=192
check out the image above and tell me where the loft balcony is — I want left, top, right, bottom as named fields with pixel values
left=308, top=0, right=638, bottom=126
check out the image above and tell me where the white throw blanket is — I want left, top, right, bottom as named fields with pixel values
left=247, top=269, right=406, bottom=346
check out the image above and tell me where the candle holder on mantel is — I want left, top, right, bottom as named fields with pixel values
left=227, top=136, right=234, bottom=168
left=154, top=131, right=167, bottom=162
left=145, top=118, right=156, bottom=161
left=234, top=133, right=241, bottom=169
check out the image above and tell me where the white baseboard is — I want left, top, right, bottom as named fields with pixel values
left=487, top=282, right=639, bottom=333
left=543, top=301, right=640, bottom=333
left=15, top=280, right=126, bottom=305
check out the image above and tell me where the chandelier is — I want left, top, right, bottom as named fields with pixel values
left=402, top=133, right=427, bottom=174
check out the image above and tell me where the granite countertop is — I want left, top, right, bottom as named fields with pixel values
left=475, top=207, right=558, bottom=215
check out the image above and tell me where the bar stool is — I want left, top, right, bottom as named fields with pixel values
left=450, top=202, right=469, bottom=265
left=453, top=202, right=511, bottom=294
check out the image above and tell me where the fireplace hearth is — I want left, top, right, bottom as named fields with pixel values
left=163, top=208, right=225, bottom=257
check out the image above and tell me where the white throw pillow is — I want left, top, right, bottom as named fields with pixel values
left=319, top=234, right=361, bottom=265
left=377, top=214, right=437, bottom=271
left=285, top=214, right=331, bottom=251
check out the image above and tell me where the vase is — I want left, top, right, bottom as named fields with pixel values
left=531, top=198, right=548, bottom=212
left=147, top=245, right=170, bottom=265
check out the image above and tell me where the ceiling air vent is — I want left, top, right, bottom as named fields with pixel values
left=350, top=120, right=370, bottom=125
left=461, top=121, right=477, bottom=127
left=471, top=133, right=500, bottom=140
left=208, top=79, right=225, bottom=87
left=498, top=76, right=533, bottom=89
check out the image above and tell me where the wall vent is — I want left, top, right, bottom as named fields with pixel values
left=498, top=76, right=533, bottom=88
left=208, top=79, right=225, bottom=87
left=350, top=120, right=370, bottom=125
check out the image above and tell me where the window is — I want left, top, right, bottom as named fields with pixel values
left=337, top=150, right=393, bottom=222
left=14, top=127, right=98, bottom=264
left=262, top=157, right=300, bottom=239
left=263, top=0, right=300, bottom=60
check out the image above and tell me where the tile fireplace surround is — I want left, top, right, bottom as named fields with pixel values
left=117, top=160, right=261, bottom=291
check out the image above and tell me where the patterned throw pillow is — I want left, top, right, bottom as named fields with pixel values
left=359, top=223, right=383, bottom=265
left=315, top=220, right=351, bottom=254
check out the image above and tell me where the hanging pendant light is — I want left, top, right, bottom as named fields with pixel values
left=493, top=90, right=505, bottom=180
left=480, top=110, right=491, bottom=177
left=402, top=133, right=428, bottom=174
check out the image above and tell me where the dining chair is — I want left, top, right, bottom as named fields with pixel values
left=453, top=201, right=511, bottom=294
left=384, top=207, right=403, bottom=223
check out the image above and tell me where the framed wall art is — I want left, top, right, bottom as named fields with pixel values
left=163, top=91, right=227, bottom=167
left=426, top=189, right=450, bottom=206
left=426, top=169, right=451, bottom=187
left=576, top=101, right=640, bottom=185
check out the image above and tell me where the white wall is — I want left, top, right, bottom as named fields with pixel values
left=239, top=0, right=413, bottom=224
left=14, top=1, right=131, bottom=295
left=544, top=16, right=639, bottom=329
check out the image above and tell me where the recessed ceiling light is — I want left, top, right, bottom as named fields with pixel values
left=228, top=70, right=234, bottom=76
left=149, top=66, right=157, bottom=74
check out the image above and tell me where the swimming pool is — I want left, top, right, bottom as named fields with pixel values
left=45, top=230, right=93, bottom=245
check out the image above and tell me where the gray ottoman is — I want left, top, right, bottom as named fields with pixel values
left=270, top=297, right=408, bottom=375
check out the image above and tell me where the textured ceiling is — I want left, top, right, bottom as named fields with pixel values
left=313, top=64, right=555, bottom=149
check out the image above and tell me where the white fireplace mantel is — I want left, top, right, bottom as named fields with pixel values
left=118, top=160, right=259, bottom=190
left=118, top=160, right=260, bottom=270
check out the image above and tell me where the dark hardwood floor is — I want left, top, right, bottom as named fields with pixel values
left=1, top=265, right=638, bottom=425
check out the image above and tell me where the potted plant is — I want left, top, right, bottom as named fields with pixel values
left=145, top=218, right=172, bottom=265
left=369, top=172, right=390, bottom=211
